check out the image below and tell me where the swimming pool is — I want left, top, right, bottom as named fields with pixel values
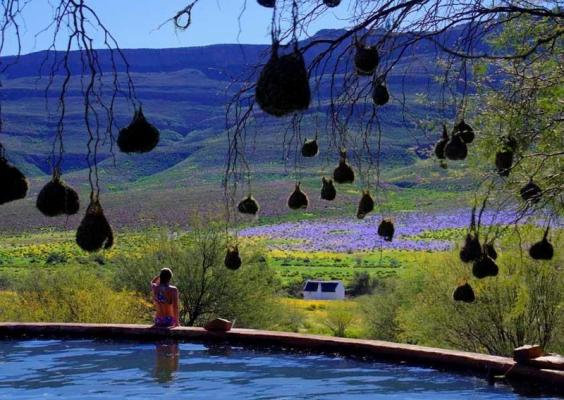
left=0, top=339, right=558, bottom=399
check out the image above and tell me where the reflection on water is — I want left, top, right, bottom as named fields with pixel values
left=204, top=343, right=233, bottom=357
left=0, top=339, right=559, bottom=400
left=154, top=341, right=180, bottom=384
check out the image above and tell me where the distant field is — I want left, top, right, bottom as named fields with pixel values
left=267, top=249, right=444, bottom=284
left=0, top=178, right=471, bottom=234
left=0, top=227, right=441, bottom=284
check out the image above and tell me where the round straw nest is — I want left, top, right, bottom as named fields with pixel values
left=257, top=0, right=275, bottom=7
left=0, top=157, right=28, bottom=205
left=255, top=45, right=311, bottom=117
left=377, top=219, right=395, bottom=242
left=356, top=190, right=374, bottom=219
left=76, top=199, right=114, bottom=252
left=118, top=108, right=160, bottom=154
left=459, top=233, right=481, bottom=263
left=472, top=253, right=499, bottom=279
left=333, top=150, right=355, bottom=184
left=37, top=176, right=80, bottom=217
left=288, top=183, right=309, bottom=210
left=323, top=0, right=341, bottom=7
left=301, top=138, right=319, bottom=157
left=354, top=43, right=379, bottom=76
left=225, top=246, right=242, bottom=270
left=495, top=151, right=513, bottom=177
left=520, top=180, right=542, bottom=204
left=320, top=177, right=336, bottom=201
left=453, top=119, right=475, bottom=144
left=453, top=283, right=475, bottom=303
left=445, top=133, right=468, bottom=161
left=238, top=195, right=260, bottom=215
left=372, top=81, right=390, bottom=106
left=529, top=228, right=553, bottom=260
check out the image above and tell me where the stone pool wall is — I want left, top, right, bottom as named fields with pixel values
left=0, top=323, right=562, bottom=394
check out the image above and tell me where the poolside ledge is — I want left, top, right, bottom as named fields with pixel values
left=1, top=323, right=562, bottom=393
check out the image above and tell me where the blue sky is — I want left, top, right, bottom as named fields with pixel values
left=5, top=0, right=350, bottom=55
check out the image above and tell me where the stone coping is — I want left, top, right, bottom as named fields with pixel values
left=0, top=323, right=562, bottom=394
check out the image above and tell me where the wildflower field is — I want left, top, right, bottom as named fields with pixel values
left=0, top=207, right=552, bottom=288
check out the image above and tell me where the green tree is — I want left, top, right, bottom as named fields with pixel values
left=363, top=227, right=563, bottom=356
left=470, top=15, right=563, bottom=217
left=115, top=221, right=281, bottom=328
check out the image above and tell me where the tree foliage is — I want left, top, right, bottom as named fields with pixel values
left=115, top=221, right=281, bottom=327
left=363, top=227, right=563, bottom=356
left=470, top=15, right=563, bottom=221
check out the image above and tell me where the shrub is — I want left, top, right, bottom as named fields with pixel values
left=362, top=236, right=563, bottom=355
left=323, top=302, right=358, bottom=337
left=348, top=271, right=378, bottom=297
left=361, top=280, right=403, bottom=342
left=115, top=221, right=282, bottom=328
left=0, top=268, right=149, bottom=324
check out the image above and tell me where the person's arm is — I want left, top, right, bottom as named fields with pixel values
left=173, top=288, right=180, bottom=327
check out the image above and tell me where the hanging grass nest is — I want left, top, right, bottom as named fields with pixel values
left=0, top=156, right=28, bottom=205
left=453, top=283, right=475, bottom=303
left=434, top=125, right=449, bottom=160
left=356, top=190, right=374, bottom=219
left=372, top=80, right=390, bottom=106
left=354, top=43, right=379, bottom=76
left=520, top=180, right=542, bottom=204
left=238, top=195, right=259, bottom=215
left=36, top=175, right=80, bottom=217
left=255, top=44, right=311, bottom=117
left=460, top=233, right=481, bottom=263
left=445, top=133, right=467, bottom=161
left=320, top=177, right=336, bottom=201
left=225, top=246, right=242, bottom=270
left=301, top=138, right=319, bottom=157
left=288, top=183, right=308, bottom=210
left=453, top=119, right=474, bottom=144
left=529, top=228, right=554, bottom=260
left=323, top=0, right=341, bottom=7
left=333, top=150, right=354, bottom=184
left=257, top=0, right=275, bottom=7
left=76, top=199, right=114, bottom=252
left=483, top=242, right=498, bottom=260
left=117, top=108, right=160, bottom=154
left=495, top=150, right=513, bottom=177
left=472, top=254, right=499, bottom=279
left=378, top=219, right=395, bottom=242
left=495, top=135, right=517, bottom=177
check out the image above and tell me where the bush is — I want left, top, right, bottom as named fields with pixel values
left=323, top=302, right=358, bottom=337
left=348, top=271, right=378, bottom=297
left=362, top=234, right=563, bottom=355
left=115, top=221, right=282, bottom=328
left=285, top=279, right=305, bottom=298
left=45, top=251, right=68, bottom=265
left=361, top=280, right=402, bottom=342
left=0, top=268, right=149, bottom=324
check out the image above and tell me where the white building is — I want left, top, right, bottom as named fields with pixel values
left=302, top=280, right=345, bottom=300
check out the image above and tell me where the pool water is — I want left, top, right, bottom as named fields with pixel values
left=0, top=339, right=557, bottom=399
